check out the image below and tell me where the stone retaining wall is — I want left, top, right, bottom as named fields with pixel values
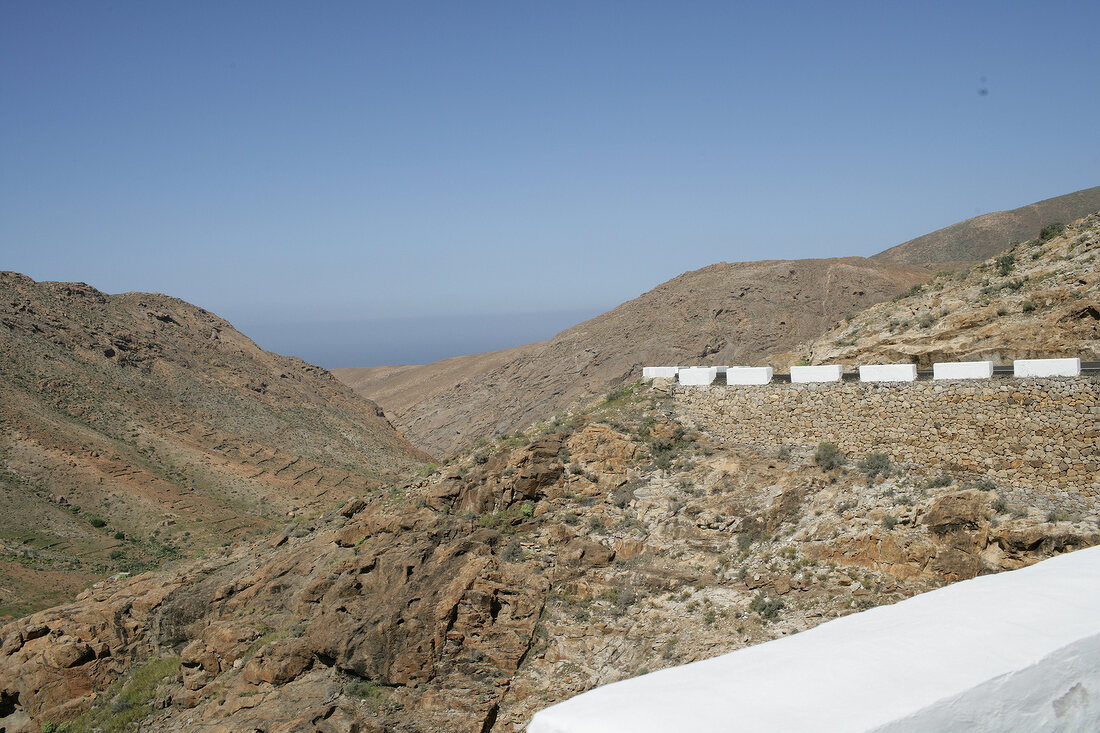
left=673, top=377, right=1099, bottom=505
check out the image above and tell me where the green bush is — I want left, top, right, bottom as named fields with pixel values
left=1038, top=222, right=1065, bottom=242
left=501, top=537, right=525, bottom=563
left=882, top=514, right=898, bottom=530
left=995, top=254, right=1015, bottom=276
left=859, top=453, right=893, bottom=482
left=815, top=442, right=845, bottom=470
left=750, top=592, right=784, bottom=621
left=89, top=517, right=107, bottom=528
left=1022, top=300, right=1036, bottom=312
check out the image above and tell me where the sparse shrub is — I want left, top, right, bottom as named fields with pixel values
left=777, top=445, right=791, bottom=459
left=815, top=442, right=845, bottom=470
left=991, top=496, right=1007, bottom=514
left=1004, top=277, right=1025, bottom=291
left=1022, top=300, right=1036, bottom=312
left=611, top=488, right=634, bottom=509
left=925, top=472, right=953, bottom=489
left=996, top=307, right=1008, bottom=316
left=859, top=453, right=892, bottom=482
left=836, top=499, right=856, bottom=514
left=473, top=450, right=489, bottom=465
left=346, top=679, right=390, bottom=710
left=881, top=514, right=898, bottom=530
left=918, top=313, right=936, bottom=329
left=893, top=284, right=924, bottom=302
left=501, top=537, right=525, bottom=563
left=604, top=384, right=634, bottom=403
left=995, top=254, right=1015, bottom=276
left=109, top=550, right=125, bottom=560
left=1038, top=222, right=1065, bottom=242
left=750, top=592, right=784, bottom=621
left=972, top=478, right=997, bottom=492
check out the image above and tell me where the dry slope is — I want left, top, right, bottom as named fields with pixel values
left=0, top=272, right=428, bottom=617
left=803, top=211, right=1100, bottom=367
left=872, top=185, right=1100, bottom=265
left=336, top=257, right=930, bottom=456
left=2, top=382, right=1094, bottom=733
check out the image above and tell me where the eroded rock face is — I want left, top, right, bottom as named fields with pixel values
left=1, top=388, right=1096, bottom=733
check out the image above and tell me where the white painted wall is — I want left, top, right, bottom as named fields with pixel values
left=1013, top=358, right=1081, bottom=378
left=642, top=367, right=679, bottom=379
left=726, top=367, right=773, bottom=385
left=678, top=367, right=717, bottom=386
left=790, top=365, right=843, bottom=383
left=858, top=364, right=917, bottom=382
left=933, top=360, right=994, bottom=380
left=527, top=547, right=1100, bottom=733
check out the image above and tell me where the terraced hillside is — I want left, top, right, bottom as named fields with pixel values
left=0, top=273, right=429, bottom=617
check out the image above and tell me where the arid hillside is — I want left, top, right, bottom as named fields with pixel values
left=336, top=257, right=931, bottom=456
left=0, top=273, right=429, bottom=617
left=803, top=212, right=1100, bottom=366
left=2, top=380, right=1094, bottom=733
left=872, top=185, right=1100, bottom=265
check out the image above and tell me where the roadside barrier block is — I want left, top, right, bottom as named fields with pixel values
left=1013, top=358, right=1081, bottom=378
left=678, top=367, right=717, bottom=386
left=859, top=364, right=917, bottom=382
left=791, top=365, right=843, bottom=383
left=726, top=367, right=773, bottom=385
left=933, top=361, right=994, bottom=380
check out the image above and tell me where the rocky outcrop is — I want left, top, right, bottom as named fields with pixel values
left=3, top=383, right=1094, bottom=732
left=805, top=212, right=1100, bottom=366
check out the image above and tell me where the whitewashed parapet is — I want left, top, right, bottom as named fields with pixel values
left=934, top=361, right=994, bottom=380
left=642, top=366, right=680, bottom=379
left=726, top=366, right=773, bottom=385
left=527, top=548, right=1100, bottom=733
left=859, top=364, right=917, bottom=382
left=791, top=365, right=843, bottom=383
left=678, top=367, right=717, bottom=386
left=1014, top=358, right=1081, bottom=378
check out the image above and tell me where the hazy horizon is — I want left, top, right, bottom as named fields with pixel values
left=238, top=306, right=608, bottom=368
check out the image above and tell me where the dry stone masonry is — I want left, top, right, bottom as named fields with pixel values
left=672, top=375, right=1099, bottom=506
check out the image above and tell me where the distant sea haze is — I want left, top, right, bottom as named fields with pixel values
left=239, top=307, right=605, bottom=369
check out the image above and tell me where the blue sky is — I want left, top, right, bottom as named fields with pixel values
left=2, top=1, right=1098, bottom=366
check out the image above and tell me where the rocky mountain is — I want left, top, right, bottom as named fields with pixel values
left=2, top=381, right=1094, bottom=732
left=802, top=211, right=1100, bottom=367
left=0, top=273, right=429, bottom=618
left=872, top=185, right=1100, bottom=266
left=335, top=258, right=931, bottom=456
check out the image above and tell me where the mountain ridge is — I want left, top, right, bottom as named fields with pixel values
left=0, top=271, right=429, bottom=617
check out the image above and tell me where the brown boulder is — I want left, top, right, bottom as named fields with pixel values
left=923, top=490, right=990, bottom=534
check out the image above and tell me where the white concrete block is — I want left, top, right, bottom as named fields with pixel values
left=790, top=365, right=843, bottom=383
left=678, top=367, right=717, bottom=386
left=933, top=361, right=994, bottom=380
left=726, top=367, right=773, bottom=385
left=1013, top=358, right=1081, bottom=378
left=642, top=367, right=679, bottom=379
left=528, top=546, right=1100, bottom=733
left=858, top=364, right=917, bottom=382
